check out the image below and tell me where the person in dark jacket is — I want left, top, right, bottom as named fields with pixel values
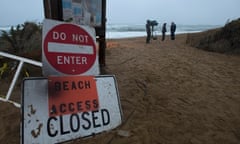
left=170, top=22, right=176, bottom=40
left=161, top=23, right=167, bottom=41
left=146, top=20, right=151, bottom=43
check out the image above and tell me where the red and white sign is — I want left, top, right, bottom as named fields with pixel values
left=48, top=76, right=99, bottom=117
left=42, top=19, right=99, bottom=76
left=22, top=76, right=122, bottom=143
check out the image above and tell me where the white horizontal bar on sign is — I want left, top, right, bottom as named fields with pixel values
left=48, top=42, right=94, bottom=54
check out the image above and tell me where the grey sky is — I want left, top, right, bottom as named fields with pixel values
left=107, top=0, right=240, bottom=25
left=0, top=0, right=240, bottom=26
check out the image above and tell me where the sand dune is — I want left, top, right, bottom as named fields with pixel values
left=0, top=34, right=240, bottom=143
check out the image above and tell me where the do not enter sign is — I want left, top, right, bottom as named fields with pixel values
left=42, top=19, right=99, bottom=76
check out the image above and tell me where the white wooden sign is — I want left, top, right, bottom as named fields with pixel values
left=21, top=75, right=122, bottom=144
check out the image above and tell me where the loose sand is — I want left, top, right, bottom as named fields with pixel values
left=0, top=34, right=240, bottom=144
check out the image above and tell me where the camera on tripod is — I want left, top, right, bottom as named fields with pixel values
left=149, top=20, right=158, bottom=27
left=149, top=20, right=158, bottom=40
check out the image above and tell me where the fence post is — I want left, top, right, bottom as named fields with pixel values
left=6, top=61, right=24, bottom=100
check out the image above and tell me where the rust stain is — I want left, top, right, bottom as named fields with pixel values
left=28, top=104, right=36, bottom=115
left=31, top=123, right=43, bottom=138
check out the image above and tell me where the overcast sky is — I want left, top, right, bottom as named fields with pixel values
left=0, top=0, right=240, bottom=26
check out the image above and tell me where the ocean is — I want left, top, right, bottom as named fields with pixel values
left=106, top=23, right=222, bottom=39
left=0, top=23, right=222, bottom=39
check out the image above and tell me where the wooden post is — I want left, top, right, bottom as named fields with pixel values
left=96, top=0, right=106, bottom=67
left=43, top=0, right=63, bottom=20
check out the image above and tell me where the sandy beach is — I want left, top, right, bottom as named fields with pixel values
left=1, top=34, right=240, bottom=143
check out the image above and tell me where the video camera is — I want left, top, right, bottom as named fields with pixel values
left=149, top=20, right=158, bottom=26
left=149, top=20, right=158, bottom=40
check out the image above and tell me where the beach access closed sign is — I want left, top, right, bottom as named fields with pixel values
left=22, top=76, right=122, bottom=143
left=42, top=19, right=99, bottom=76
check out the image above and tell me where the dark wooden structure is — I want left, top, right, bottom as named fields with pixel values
left=43, top=0, right=106, bottom=67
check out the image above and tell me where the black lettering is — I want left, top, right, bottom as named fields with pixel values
left=50, top=105, right=58, bottom=115
left=63, top=81, right=69, bottom=90
left=54, top=80, right=93, bottom=92
left=85, top=81, right=91, bottom=89
left=101, top=109, right=110, bottom=126
left=82, top=112, right=91, bottom=130
left=60, top=104, right=66, bottom=113
left=70, top=114, right=80, bottom=132
left=71, top=81, right=77, bottom=90
left=60, top=115, right=70, bottom=135
left=92, top=110, right=101, bottom=128
left=78, top=81, right=84, bottom=89
left=85, top=100, right=91, bottom=110
left=55, top=82, right=61, bottom=91
left=93, top=99, right=99, bottom=109
left=77, top=101, right=83, bottom=111
left=47, top=117, right=58, bottom=137
left=69, top=103, right=75, bottom=112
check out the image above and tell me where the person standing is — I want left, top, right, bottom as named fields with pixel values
left=146, top=20, right=151, bottom=43
left=161, top=23, right=167, bottom=41
left=170, top=22, right=176, bottom=40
